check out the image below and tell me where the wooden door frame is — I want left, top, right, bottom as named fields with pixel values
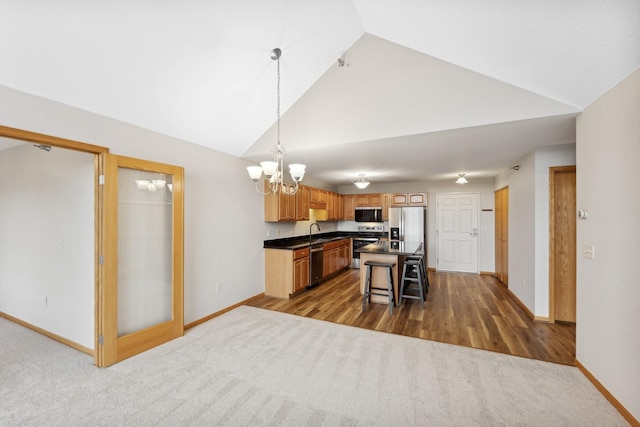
left=548, top=165, right=576, bottom=323
left=494, top=186, right=509, bottom=286
left=0, top=125, right=108, bottom=365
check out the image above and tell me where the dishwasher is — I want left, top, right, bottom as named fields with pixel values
left=308, top=244, right=324, bottom=288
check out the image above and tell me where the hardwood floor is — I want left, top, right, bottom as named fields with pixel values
left=248, top=268, right=576, bottom=365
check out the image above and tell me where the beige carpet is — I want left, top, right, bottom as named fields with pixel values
left=0, top=306, right=628, bottom=426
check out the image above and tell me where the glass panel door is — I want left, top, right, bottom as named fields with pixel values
left=98, top=153, right=184, bottom=367
left=117, top=168, right=173, bottom=336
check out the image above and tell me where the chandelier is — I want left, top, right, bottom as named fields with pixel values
left=247, top=48, right=306, bottom=195
left=353, top=174, right=370, bottom=189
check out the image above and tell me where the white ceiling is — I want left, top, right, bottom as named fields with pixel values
left=1, top=1, right=638, bottom=185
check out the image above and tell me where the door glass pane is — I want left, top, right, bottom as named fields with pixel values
left=117, top=168, right=173, bottom=336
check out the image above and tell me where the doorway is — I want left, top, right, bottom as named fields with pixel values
left=549, top=166, right=576, bottom=323
left=436, top=192, right=479, bottom=273
left=0, top=126, right=185, bottom=367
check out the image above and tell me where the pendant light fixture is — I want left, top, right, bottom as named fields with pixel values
left=353, top=174, right=370, bottom=189
left=247, top=48, right=306, bottom=195
left=455, top=173, right=468, bottom=184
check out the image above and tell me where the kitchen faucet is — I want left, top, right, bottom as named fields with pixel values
left=309, top=222, right=321, bottom=241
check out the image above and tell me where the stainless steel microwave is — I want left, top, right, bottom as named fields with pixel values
left=355, top=207, right=383, bottom=222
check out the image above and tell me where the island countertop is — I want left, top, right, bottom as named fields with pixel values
left=356, top=241, right=423, bottom=256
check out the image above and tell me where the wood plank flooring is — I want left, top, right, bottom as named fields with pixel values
left=248, top=268, right=576, bottom=365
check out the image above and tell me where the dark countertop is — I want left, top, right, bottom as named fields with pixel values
left=356, top=241, right=423, bottom=256
left=264, top=231, right=386, bottom=250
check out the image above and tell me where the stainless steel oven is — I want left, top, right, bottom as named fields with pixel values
left=351, top=225, right=385, bottom=268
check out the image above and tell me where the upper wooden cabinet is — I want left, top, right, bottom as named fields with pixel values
left=355, top=193, right=382, bottom=207
left=264, top=183, right=296, bottom=222
left=343, top=195, right=355, bottom=220
left=382, top=193, right=390, bottom=221
left=295, top=184, right=310, bottom=221
left=309, top=188, right=327, bottom=209
left=390, top=192, right=426, bottom=206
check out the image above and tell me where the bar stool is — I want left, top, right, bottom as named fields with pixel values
left=406, top=251, right=428, bottom=296
left=362, top=260, right=396, bottom=315
left=399, top=257, right=425, bottom=308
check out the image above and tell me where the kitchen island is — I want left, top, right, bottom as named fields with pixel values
left=356, top=241, right=424, bottom=305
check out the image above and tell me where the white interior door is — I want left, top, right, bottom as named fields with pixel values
left=437, top=193, right=479, bottom=272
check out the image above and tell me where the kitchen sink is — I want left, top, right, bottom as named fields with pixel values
left=310, top=238, right=332, bottom=244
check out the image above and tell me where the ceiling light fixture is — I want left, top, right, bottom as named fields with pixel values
left=353, top=174, right=370, bottom=189
left=455, top=173, right=468, bottom=184
left=247, top=48, right=305, bottom=195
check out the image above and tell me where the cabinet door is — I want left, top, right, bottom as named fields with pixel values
left=278, top=191, right=291, bottom=221
left=391, top=193, right=408, bottom=206
left=294, top=257, right=310, bottom=291
left=327, top=192, right=335, bottom=220
left=355, top=194, right=369, bottom=207
left=336, top=194, right=343, bottom=220
left=408, top=193, right=426, bottom=205
left=295, top=185, right=310, bottom=221
left=310, top=188, right=327, bottom=209
left=264, top=184, right=296, bottom=221
left=338, top=244, right=348, bottom=269
left=382, top=193, right=389, bottom=220
left=343, top=195, right=355, bottom=220
left=368, top=193, right=382, bottom=206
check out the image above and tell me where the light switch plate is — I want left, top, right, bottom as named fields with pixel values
left=582, top=244, right=595, bottom=259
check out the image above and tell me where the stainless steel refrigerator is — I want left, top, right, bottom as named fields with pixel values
left=388, top=206, right=426, bottom=251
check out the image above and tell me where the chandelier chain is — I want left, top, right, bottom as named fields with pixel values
left=246, top=48, right=305, bottom=196
left=276, top=53, right=281, bottom=149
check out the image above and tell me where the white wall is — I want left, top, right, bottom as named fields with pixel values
left=337, top=179, right=496, bottom=272
left=494, top=144, right=575, bottom=317
left=0, top=144, right=94, bottom=348
left=533, top=145, right=576, bottom=317
left=576, top=68, right=640, bottom=420
left=0, top=84, right=266, bottom=330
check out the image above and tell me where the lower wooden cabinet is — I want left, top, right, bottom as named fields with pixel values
left=293, top=256, right=310, bottom=292
left=322, top=239, right=351, bottom=277
left=264, top=247, right=310, bottom=298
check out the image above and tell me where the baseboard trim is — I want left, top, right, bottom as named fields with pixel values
left=184, top=293, right=265, bottom=330
left=504, top=287, right=536, bottom=321
left=479, top=271, right=495, bottom=276
left=575, top=359, right=639, bottom=426
left=0, top=311, right=94, bottom=356
left=534, top=315, right=552, bottom=323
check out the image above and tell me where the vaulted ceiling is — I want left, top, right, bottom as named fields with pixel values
left=1, top=1, right=638, bottom=184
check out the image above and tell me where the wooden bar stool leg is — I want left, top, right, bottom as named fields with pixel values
left=362, top=263, right=372, bottom=312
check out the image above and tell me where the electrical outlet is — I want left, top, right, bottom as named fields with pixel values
left=215, top=283, right=221, bottom=293
left=44, top=296, right=48, bottom=307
